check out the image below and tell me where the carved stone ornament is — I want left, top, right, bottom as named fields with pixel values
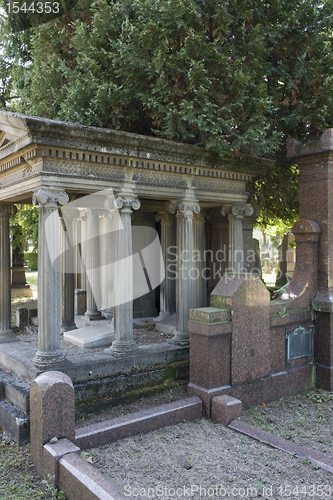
left=169, top=201, right=200, bottom=216
left=114, top=196, right=141, bottom=211
left=155, top=212, right=174, bottom=224
left=221, top=203, right=254, bottom=218
left=32, top=189, right=69, bottom=208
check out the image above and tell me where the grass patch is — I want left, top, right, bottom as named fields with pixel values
left=0, top=437, right=65, bottom=499
left=25, top=272, right=38, bottom=287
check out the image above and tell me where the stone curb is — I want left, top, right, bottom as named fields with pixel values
left=75, top=396, right=203, bottom=449
left=41, top=396, right=202, bottom=500
left=229, top=420, right=333, bottom=474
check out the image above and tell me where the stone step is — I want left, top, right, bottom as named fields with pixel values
left=0, top=370, right=30, bottom=413
left=0, top=369, right=31, bottom=443
left=4, top=379, right=30, bottom=413
left=0, top=399, right=30, bottom=444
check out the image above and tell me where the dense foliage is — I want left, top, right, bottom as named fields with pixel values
left=10, top=205, right=39, bottom=252
left=2, top=0, right=333, bottom=228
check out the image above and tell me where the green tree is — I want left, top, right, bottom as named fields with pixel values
left=10, top=205, right=39, bottom=253
left=3, top=0, right=333, bottom=228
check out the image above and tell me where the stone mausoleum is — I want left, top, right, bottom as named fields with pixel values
left=0, top=111, right=267, bottom=366
left=2, top=111, right=333, bottom=444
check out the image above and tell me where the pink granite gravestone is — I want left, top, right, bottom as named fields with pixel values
left=30, top=371, right=75, bottom=476
left=210, top=274, right=271, bottom=385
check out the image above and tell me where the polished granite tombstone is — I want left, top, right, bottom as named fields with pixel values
left=30, top=371, right=75, bottom=476
left=210, top=274, right=271, bottom=384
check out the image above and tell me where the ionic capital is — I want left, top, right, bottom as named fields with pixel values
left=221, top=203, right=254, bottom=218
left=193, top=211, right=207, bottom=222
left=169, top=201, right=200, bottom=216
left=155, top=212, right=175, bottom=225
left=32, top=189, right=69, bottom=208
left=114, top=196, right=141, bottom=212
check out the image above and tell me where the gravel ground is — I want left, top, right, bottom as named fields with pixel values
left=84, top=389, right=333, bottom=499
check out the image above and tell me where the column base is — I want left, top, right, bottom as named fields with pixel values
left=33, top=350, right=66, bottom=370
left=83, top=311, right=102, bottom=321
left=105, top=340, right=139, bottom=357
left=60, top=323, right=78, bottom=333
left=167, top=331, right=189, bottom=347
left=0, top=329, right=18, bottom=343
left=153, top=312, right=170, bottom=321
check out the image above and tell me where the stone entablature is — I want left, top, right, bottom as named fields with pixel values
left=0, top=111, right=273, bottom=205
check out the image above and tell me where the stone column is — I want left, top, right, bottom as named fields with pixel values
left=32, top=189, right=69, bottom=369
left=155, top=212, right=176, bottom=318
left=0, top=204, right=17, bottom=342
left=193, top=212, right=207, bottom=308
left=84, top=209, right=102, bottom=320
left=242, top=204, right=260, bottom=274
left=206, top=208, right=229, bottom=295
left=222, top=204, right=254, bottom=274
left=106, top=195, right=140, bottom=356
left=73, top=216, right=83, bottom=290
left=74, top=211, right=87, bottom=316
left=60, top=208, right=77, bottom=333
left=169, top=200, right=200, bottom=345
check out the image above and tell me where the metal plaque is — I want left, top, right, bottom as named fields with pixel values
left=285, top=326, right=314, bottom=364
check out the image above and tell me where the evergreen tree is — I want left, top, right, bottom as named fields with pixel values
left=2, top=0, right=333, bottom=228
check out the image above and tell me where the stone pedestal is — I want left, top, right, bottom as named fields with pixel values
left=106, top=194, right=140, bottom=356
left=168, top=199, right=200, bottom=345
left=188, top=274, right=271, bottom=416
left=32, top=189, right=68, bottom=369
left=155, top=212, right=176, bottom=318
left=287, top=132, right=333, bottom=390
left=0, top=204, right=18, bottom=342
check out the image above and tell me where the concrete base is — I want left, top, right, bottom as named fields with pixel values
left=155, top=313, right=177, bottom=334
left=0, top=335, right=189, bottom=442
left=0, top=335, right=189, bottom=386
left=63, top=324, right=114, bottom=348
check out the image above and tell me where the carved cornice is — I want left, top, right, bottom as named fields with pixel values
left=32, top=189, right=69, bottom=208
